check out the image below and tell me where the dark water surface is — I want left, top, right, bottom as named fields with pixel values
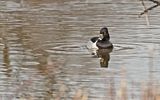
left=0, top=0, right=160, bottom=100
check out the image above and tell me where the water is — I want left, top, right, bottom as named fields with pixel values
left=0, top=0, right=160, bottom=100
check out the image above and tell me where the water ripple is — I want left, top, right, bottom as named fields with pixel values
left=45, top=43, right=88, bottom=55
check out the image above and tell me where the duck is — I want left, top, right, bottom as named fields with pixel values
left=87, top=27, right=113, bottom=56
left=96, top=27, right=113, bottom=49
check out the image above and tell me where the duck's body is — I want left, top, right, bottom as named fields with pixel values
left=96, top=39, right=113, bottom=49
left=87, top=27, right=113, bottom=56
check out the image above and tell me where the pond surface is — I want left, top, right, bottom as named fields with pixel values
left=0, top=0, right=160, bottom=100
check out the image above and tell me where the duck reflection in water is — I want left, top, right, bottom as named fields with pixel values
left=87, top=27, right=113, bottom=68
left=97, top=48, right=113, bottom=68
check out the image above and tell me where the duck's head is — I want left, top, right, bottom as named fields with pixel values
left=99, top=27, right=110, bottom=40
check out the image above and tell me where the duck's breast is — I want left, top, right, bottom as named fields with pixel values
left=96, top=41, right=113, bottom=49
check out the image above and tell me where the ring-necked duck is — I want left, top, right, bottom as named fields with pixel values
left=87, top=27, right=113, bottom=56
left=96, top=27, right=113, bottom=49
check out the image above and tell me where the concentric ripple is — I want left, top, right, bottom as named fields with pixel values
left=113, top=42, right=151, bottom=52
left=45, top=42, right=88, bottom=55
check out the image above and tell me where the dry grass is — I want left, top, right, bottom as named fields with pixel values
left=141, top=82, right=160, bottom=100
left=41, top=81, right=160, bottom=100
left=73, top=89, right=88, bottom=100
left=45, top=78, right=159, bottom=100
